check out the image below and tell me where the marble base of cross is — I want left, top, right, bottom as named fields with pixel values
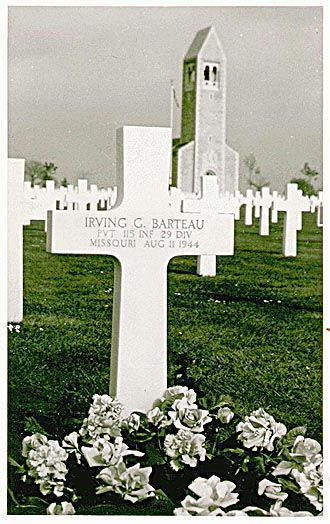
left=47, top=127, right=235, bottom=414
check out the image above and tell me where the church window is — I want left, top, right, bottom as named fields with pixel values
left=203, top=62, right=220, bottom=90
left=185, top=62, right=195, bottom=91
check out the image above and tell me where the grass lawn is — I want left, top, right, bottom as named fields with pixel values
left=7, top=212, right=322, bottom=514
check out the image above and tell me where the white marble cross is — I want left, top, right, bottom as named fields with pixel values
left=182, top=176, right=236, bottom=276
left=316, top=191, right=323, bottom=227
left=259, top=187, right=273, bottom=236
left=253, top=191, right=262, bottom=218
left=295, top=190, right=310, bottom=231
left=275, top=183, right=311, bottom=257
left=271, top=190, right=282, bottom=223
left=8, top=159, right=26, bottom=322
left=241, top=189, right=254, bottom=226
left=47, top=127, right=234, bottom=413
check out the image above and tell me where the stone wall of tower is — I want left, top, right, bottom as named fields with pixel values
left=176, top=141, right=195, bottom=193
left=194, top=33, right=226, bottom=195
left=181, top=59, right=197, bottom=144
left=225, top=144, right=239, bottom=194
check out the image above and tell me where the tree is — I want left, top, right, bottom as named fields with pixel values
left=40, top=162, right=58, bottom=187
left=290, top=162, right=318, bottom=196
left=300, top=162, right=318, bottom=180
left=25, top=160, right=58, bottom=187
left=290, top=178, right=317, bottom=197
left=243, top=153, right=269, bottom=191
left=25, top=160, right=44, bottom=187
left=61, top=177, right=68, bottom=188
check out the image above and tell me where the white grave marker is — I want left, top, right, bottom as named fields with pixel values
left=47, top=127, right=234, bottom=414
left=316, top=191, right=323, bottom=227
left=242, top=189, right=254, bottom=226
left=8, top=159, right=25, bottom=322
left=271, top=191, right=280, bottom=223
left=182, top=176, right=236, bottom=277
left=259, top=187, right=272, bottom=236
left=275, top=183, right=311, bottom=257
left=254, top=191, right=262, bottom=218
left=296, top=190, right=310, bottom=231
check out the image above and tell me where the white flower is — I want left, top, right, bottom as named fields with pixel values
left=122, top=413, right=140, bottom=433
left=217, top=406, right=234, bottom=424
left=46, top=501, right=75, bottom=515
left=291, top=462, right=323, bottom=511
left=82, top=436, right=143, bottom=467
left=96, top=461, right=155, bottom=503
left=258, top=478, right=288, bottom=501
left=290, top=436, right=322, bottom=466
left=79, top=394, right=123, bottom=443
left=269, top=500, right=314, bottom=517
left=271, top=435, right=323, bottom=511
left=174, top=475, right=239, bottom=516
left=164, top=430, right=206, bottom=471
left=173, top=507, right=190, bottom=516
left=22, top=434, right=48, bottom=457
left=156, top=386, right=197, bottom=407
left=272, top=460, right=293, bottom=476
left=236, top=408, right=287, bottom=451
left=226, top=506, right=268, bottom=516
left=168, top=398, right=212, bottom=433
left=62, top=432, right=82, bottom=463
left=146, top=407, right=171, bottom=428
left=22, top=434, right=68, bottom=497
left=8, top=323, right=13, bottom=332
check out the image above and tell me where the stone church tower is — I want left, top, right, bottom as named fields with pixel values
left=172, top=26, right=239, bottom=195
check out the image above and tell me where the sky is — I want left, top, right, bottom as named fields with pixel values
left=7, top=4, right=323, bottom=192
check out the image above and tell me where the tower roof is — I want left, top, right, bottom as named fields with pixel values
left=184, top=26, right=217, bottom=60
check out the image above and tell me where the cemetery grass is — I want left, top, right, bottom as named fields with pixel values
left=8, top=213, right=322, bottom=515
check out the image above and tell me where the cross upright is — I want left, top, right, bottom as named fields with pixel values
left=241, top=189, right=254, bottom=226
left=47, top=126, right=234, bottom=414
left=182, top=175, right=236, bottom=276
left=253, top=191, right=262, bottom=218
left=8, top=158, right=26, bottom=322
left=274, top=183, right=311, bottom=257
left=316, top=191, right=323, bottom=227
left=259, top=186, right=273, bottom=236
left=271, top=190, right=281, bottom=223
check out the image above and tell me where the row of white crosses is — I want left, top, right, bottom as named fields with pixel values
left=186, top=181, right=322, bottom=276
left=7, top=160, right=117, bottom=322
left=21, top=178, right=117, bottom=219
left=7, top=155, right=323, bottom=322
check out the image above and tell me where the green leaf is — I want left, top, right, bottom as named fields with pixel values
left=214, top=395, right=234, bottom=408
left=278, top=427, right=307, bottom=449
left=278, top=477, right=301, bottom=494
left=241, top=455, right=250, bottom=472
left=24, top=416, right=50, bottom=436
left=8, top=456, right=23, bottom=469
left=145, top=443, right=165, bottom=466
left=25, top=496, right=48, bottom=507
left=7, top=486, right=21, bottom=507
left=222, top=447, right=247, bottom=456
left=253, top=455, right=266, bottom=474
left=154, top=489, right=173, bottom=503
